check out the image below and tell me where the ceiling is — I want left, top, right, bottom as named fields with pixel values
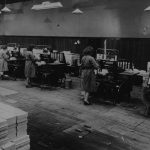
left=0, top=0, right=30, bottom=5
left=0, top=0, right=150, bottom=10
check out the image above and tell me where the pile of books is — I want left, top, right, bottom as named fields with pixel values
left=0, top=102, right=30, bottom=150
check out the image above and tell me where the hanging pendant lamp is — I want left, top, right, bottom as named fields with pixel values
left=144, top=6, right=150, bottom=11
left=72, top=8, right=83, bottom=41
left=1, top=0, right=11, bottom=12
left=1, top=6, right=11, bottom=12
left=72, top=8, right=83, bottom=14
left=31, top=1, right=63, bottom=10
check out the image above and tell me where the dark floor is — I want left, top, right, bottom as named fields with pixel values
left=0, top=78, right=149, bottom=150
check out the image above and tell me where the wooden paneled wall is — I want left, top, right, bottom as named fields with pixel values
left=0, top=36, right=150, bottom=70
left=106, top=38, right=150, bottom=70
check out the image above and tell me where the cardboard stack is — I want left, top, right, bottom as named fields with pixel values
left=1, top=142, right=16, bottom=150
left=12, top=135, right=30, bottom=150
left=0, top=118, right=8, bottom=146
left=0, top=102, right=30, bottom=150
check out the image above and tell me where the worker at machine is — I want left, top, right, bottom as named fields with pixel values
left=24, top=45, right=36, bottom=88
left=47, top=45, right=53, bottom=53
left=0, top=45, right=10, bottom=79
left=40, top=48, right=51, bottom=63
left=80, top=46, right=99, bottom=105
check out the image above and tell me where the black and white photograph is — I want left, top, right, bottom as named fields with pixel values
left=0, top=0, right=149, bottom=149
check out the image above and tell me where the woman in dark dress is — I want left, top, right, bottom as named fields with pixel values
left=81, top=46, right=99, bottom=105
left=24, top=45, right=36, bottom=87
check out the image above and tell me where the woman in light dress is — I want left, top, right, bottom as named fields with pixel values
left=24, top=45, right=36, bottom=87
left=0, top=45, right=10, bottom=79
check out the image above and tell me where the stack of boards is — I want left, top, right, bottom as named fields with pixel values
left=0, top=102, right=30, bottom=150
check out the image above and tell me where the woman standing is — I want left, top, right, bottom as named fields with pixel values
left=81, top=46, right=99, bottom=105
left=0, top=45, right=10, bottom=79
left=24, top=45, right=36, bottom=88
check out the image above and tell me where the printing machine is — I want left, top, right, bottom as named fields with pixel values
left=95, top=61, right=138, bottom=105
left=32, top=51, right=67, bottom=88
left=7, top=43, right=67, bottom=87
left=7, top=46, right=25, bottom=80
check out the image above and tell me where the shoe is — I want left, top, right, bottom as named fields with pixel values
left=84, top=101, right=91, bottom=105
left=26, top=85, right=32, bottom=88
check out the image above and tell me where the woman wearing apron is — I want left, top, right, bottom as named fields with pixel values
left=81, top=46, right=99, bottom=105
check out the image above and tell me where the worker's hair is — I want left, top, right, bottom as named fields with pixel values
left=27, top=45, right=34, bottom=51
left=83, top=46, right=94, bottom=56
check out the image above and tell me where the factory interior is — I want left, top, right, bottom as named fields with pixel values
left=0, top=0, right=150, bottom=150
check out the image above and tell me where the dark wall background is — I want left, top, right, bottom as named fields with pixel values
left=0, top=36, right=150, bottom=70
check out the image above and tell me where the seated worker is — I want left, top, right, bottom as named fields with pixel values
left=80, top=46, right=99, bottom=105
left=0, top=45, right=10, bottom=79
left=24, top=45, right=36, bottom=88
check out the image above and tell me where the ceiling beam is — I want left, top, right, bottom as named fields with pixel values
left=0, top=0, right=31, bottom=5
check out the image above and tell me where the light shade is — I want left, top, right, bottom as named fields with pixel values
left=1, top=6, right=11, bottom=12
left=72, top=8, right=83, bottom=14
left=144, top=6, right=150, bottom=11
left=31, top=1, right=63, bottom=10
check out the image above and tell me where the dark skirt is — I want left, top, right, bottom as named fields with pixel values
left=81, top=69, right=97, bottom=93
left=24, top=61, right=36, bottom=78
left=143, top=87, right=150, bottom=105
left=0, top=59, right=8, bottom=72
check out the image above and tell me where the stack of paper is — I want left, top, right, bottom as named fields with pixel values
left=0, top=103, right=28, bottom=123
left=16, top=121, right=27, bottom=138
left=0, top=118, right=8, bottom=139
left=1, top=142, right=16, bottom=150
left=0, top=119, right=8, bottom=146
left=12, top=135, right=30, bottom=150
left=0, top=103, right=28, bottom=138
left=0, top=103, right=30, bottom=150
left=0, top=109, right=17, bottom=140
left=13, top=108, right=27, bottom=138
